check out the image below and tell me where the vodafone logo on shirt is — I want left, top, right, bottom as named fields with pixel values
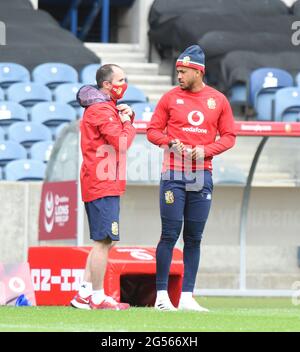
left=183, top=110, right=207, bottom=134
left=187, top=111, right=204, bottom=126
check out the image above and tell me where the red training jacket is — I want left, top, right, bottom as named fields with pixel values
left=80, top=101, right=136, bottom=202
left=147, top=85, right=236, bottom=171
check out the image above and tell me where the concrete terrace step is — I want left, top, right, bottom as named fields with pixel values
left=85, top=42, right=166, bottom=92
left=136, top=84, right=175, bottom=96
left=84, top=43, right=141, bottom=53
left=99, top=52, right=147, bottom=63
left=104, top=62, right=159, bottom=75
left=127, top=74, right=172, bottom=85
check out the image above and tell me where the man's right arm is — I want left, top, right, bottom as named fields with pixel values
left=146, top=94, right=173, bottom=147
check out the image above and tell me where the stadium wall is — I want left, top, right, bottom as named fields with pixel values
left=0, top=182, right=42, bottom=263
left=1, top=182, right=299, bottom=290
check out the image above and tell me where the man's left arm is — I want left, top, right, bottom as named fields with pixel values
left=203, top=97, right=236, bottom=158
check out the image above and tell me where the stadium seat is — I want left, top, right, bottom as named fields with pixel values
left=30, top=141, right=54, bottom=162
left=54, top=83, right=83, bottom=107
left=0, top=127, right=4, bottom=141
left=55, top=123, right=69, bottom=139
left=294, top=0, right=300, bottom=16
left=0, top=87, right=4, bottom=101
left=5, top=159, right=46, bottom=181
left=77, top=106, right=85, bottom=119
left=7, top=83, right=52, bottom=107
left=0, top=102, right=28, bottom=126
left=229, top=83, right=247, bottom=106
left=0, top=63, right=30, bottom=89
left=32, top=63, right=79, bottom=88
left=249, top=68, right=293, bottom=121
left=31, top=102, right=76, bottom=127
left=118, top=85, right=148, bottom=104
left=81, top=63, right=100, bottom=84
left=296, top=73, right=300, bottom=87
left=0, top=141, right=27, bottom=167
left=8, top=122, right=52, bottom=147
left=254, top=93, right=276, bottom=122
left=131, top=102, right=156, bottom=121
left=274, top=87, right=300, bottom=122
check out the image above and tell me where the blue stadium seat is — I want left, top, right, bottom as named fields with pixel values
left=0, top=102, right=28, bottom=126
left=296, top=72, right=300, bottom=87
left=0, top=127, right=4, bottom=141
left=255, top=93, right=276, bottom=122
left=5, top=159, right=46, bottom=181
left=0, top=141, right=27, bottom=167
left=118, top=85, right=147, bottom=104
left=7, top=83, right=52, bottom=107
left=0, top=87, right=4, bottom=101
left=30, top=141, right=54, bottom=162
left=274, top=87, right=300, bottom=122
left=249, top=68, right=293, bottom=121
left=8, top=122, right=52, bottom=147
left=0, top=63, right=30, bottom=89
left=32, top=62, right=79, bottom=88
left=54, top=83, right=83, bottom=107
left=31, top=102, right=77, bottom=127
left=131, top=102, right=156, bottom=121
left=55, top=123, right=69, bottom=139
left=77, top=106, right=85, bottom=119
left=229, top=83, right=247, bottom=105
left=81, top=64, right=100, bottom=84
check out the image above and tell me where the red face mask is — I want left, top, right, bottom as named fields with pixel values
left=110, top=82, right=128, bottom=100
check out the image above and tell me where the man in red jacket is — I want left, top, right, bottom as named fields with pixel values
left=71, top=64, right=136, bottom=310
left=147, top=45, right=236, bottom=311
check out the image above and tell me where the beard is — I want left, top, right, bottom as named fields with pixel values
left=179, top=82, right=193, bottom=91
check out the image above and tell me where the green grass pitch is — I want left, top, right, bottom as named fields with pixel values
left=1, top=297, right=299, bottom=332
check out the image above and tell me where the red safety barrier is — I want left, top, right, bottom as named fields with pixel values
left=134, top=120, right=300, bottom=137
left=28, top=246, right=183, bottom=307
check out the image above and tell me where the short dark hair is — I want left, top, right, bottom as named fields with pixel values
left=96, top=64, right=121, bottom=88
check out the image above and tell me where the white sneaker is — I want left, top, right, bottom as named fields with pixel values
left=178, top=297, right=209, bottom=312
left=154, top=297, right=177, bottom=311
